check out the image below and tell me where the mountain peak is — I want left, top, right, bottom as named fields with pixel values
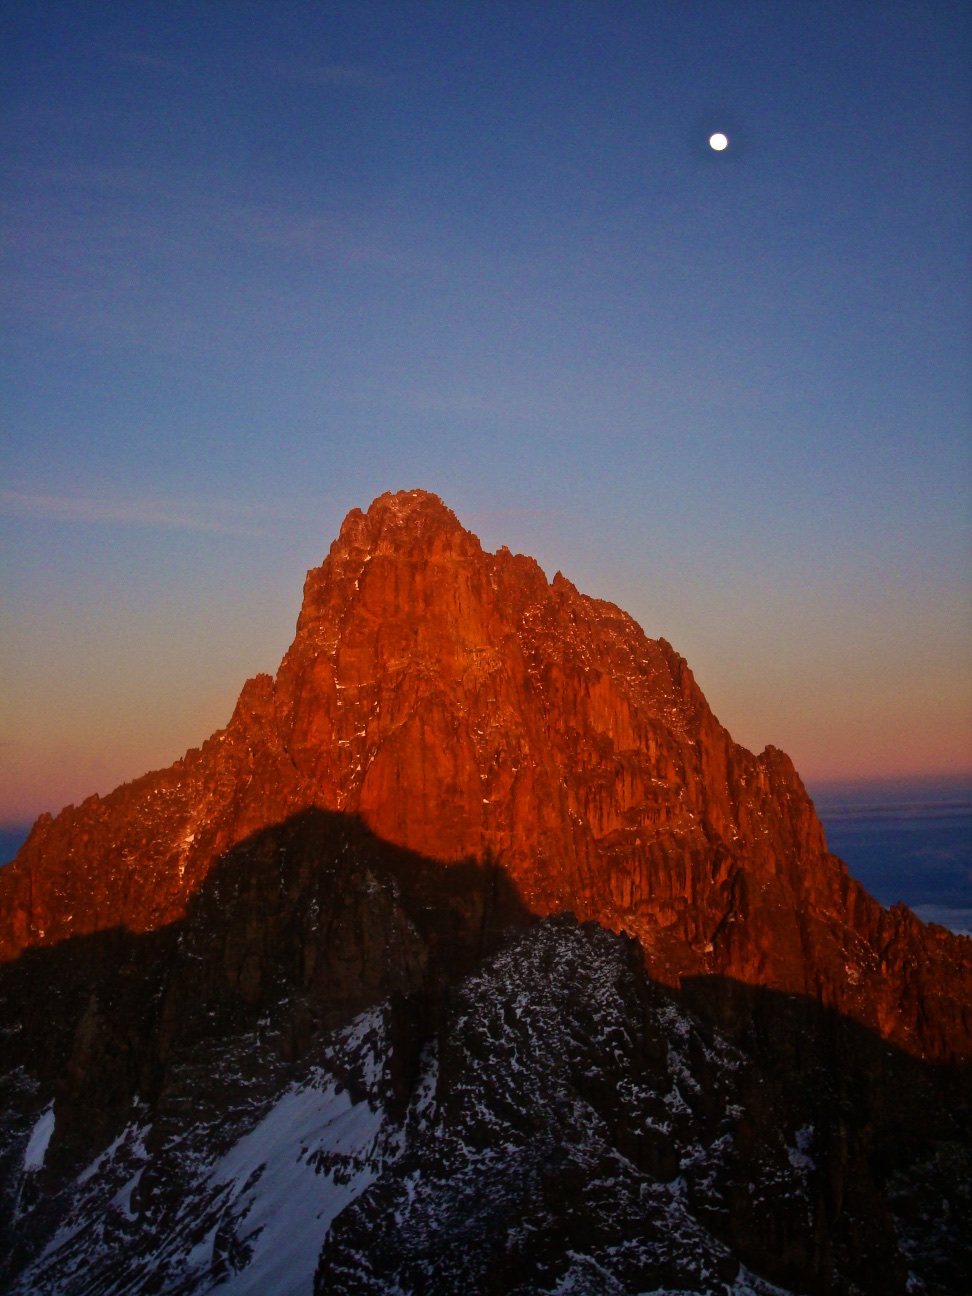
left=329, top=489, right=477, bottom=564
left=365, top=487, right=453, bottom=523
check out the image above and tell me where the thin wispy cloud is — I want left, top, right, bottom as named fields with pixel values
left=0, top=491, right=266, bottom=537
left=463, top=507, right=575, bottom=526
left=105, top=49, right=179, bottom=71
left=1, top=168, right=421, bottom=301
left=0, top=170, right=428, bottom=357
left=275, top=62, right=375, bottom=89
left=8, top=163, right=182, bottom=199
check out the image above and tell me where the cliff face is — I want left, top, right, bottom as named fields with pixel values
left=2, top=489, right=970, bottom=1059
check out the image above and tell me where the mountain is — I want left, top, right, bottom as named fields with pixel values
left=4, top=489, right=969, bottom=1058
left=1, top=489, right=970, bottom=1295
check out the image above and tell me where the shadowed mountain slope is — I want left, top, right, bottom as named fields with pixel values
left=1, top=811, right=969, bottom=1295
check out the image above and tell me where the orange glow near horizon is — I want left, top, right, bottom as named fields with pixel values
left=2, top=577, right=969, bottom=827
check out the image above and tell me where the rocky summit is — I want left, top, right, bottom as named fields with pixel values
left=1, top=489, right=970, bottom=1296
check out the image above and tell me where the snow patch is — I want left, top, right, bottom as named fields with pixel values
left=728, top=1262, right=797, bottom=1295
left=205, top=1072, right=386, bottom=1294
left=76, top=1126, right=128, bottom=1184
left=23, top=1105, right=55, bottom=1172
left=112, top=1169, right=143, bottom=1219
left=787, top=1124, right=815, bottom=1173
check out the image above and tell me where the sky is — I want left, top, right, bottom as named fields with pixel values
left=1, top=0, right=970, bottom=828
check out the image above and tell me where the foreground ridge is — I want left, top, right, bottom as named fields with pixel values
left=8, top=912, right=969, bottom=1295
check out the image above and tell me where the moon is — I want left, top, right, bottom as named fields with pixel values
left=709, top=132, right=728, bottom=151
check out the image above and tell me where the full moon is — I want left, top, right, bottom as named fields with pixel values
left=709, top=132, right=728, bottom=151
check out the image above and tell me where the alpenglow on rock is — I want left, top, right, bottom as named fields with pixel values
left=2, top=489, right=970, bottom=1060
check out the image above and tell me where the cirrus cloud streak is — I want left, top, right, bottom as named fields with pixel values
left=0, top=490, right=266, bottom=537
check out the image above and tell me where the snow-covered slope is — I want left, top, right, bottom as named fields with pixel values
left=6, top=1007, right=400, bottom=1296
left=4, top=916, right=969, bottom=1294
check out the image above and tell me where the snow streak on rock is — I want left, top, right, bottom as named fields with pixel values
left=203, top=1012, right=390, bottom=1296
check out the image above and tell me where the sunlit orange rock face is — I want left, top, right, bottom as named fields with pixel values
left=2, top=489, right=970, bottom=1058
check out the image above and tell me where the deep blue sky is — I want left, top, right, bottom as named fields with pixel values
left=2, top=1, right=970, bottom=820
